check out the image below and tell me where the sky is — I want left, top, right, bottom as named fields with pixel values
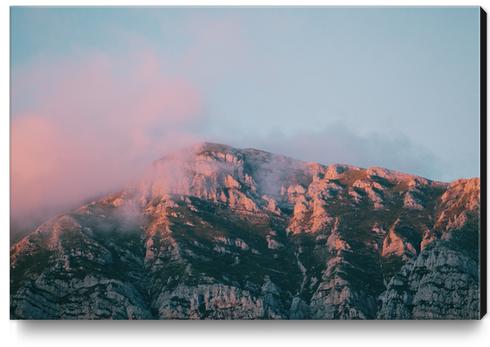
left=10, top=7, right=481, bottom=222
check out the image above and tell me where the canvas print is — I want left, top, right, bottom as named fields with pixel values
left=10, top=7, right=485, bottom=320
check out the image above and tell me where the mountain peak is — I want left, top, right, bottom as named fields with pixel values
left=195, top=141, right=236, bottom=153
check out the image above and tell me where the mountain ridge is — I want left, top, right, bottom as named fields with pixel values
left=10, top=142, right=481, bottom=319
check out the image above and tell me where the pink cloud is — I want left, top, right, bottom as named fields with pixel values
left=11, top=50, right=203, bottom=221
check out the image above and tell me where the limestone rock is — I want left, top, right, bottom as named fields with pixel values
left=11, top=143, right=481, bottom=320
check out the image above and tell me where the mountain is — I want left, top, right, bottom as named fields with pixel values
left=10, top=142, right=481, bottom=319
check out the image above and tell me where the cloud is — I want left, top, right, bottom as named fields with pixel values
left=221, top=122, right=443, bottom=181
left=10, top=13, right=252, bottom=231
left=11, top=50, right=204, bottom=223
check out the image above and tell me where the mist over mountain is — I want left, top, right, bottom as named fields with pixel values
left=10, top=143, right=481, bottom=319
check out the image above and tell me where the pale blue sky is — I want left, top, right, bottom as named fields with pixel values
left=11, top=7, right=481, bottom=181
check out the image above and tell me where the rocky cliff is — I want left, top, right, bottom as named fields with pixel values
left=10, top=143, right=481, bottom=319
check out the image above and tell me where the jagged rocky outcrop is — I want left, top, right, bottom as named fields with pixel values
left=10, top=143, right=481, bottom=319
left=378, top=178, right=481, bottom=319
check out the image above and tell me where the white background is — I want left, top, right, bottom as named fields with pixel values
left=1, top=1, right=489, bottom=346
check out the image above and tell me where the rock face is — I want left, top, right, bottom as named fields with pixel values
left=10, top=143, right=481, bottom=319
left=377, top=179, right=481, bottom=319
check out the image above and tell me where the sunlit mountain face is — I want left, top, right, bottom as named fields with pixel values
left=10, top=143, right=481, bottom=319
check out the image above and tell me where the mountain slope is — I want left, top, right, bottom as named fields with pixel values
left=10, top=143, right=481, bottom=319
